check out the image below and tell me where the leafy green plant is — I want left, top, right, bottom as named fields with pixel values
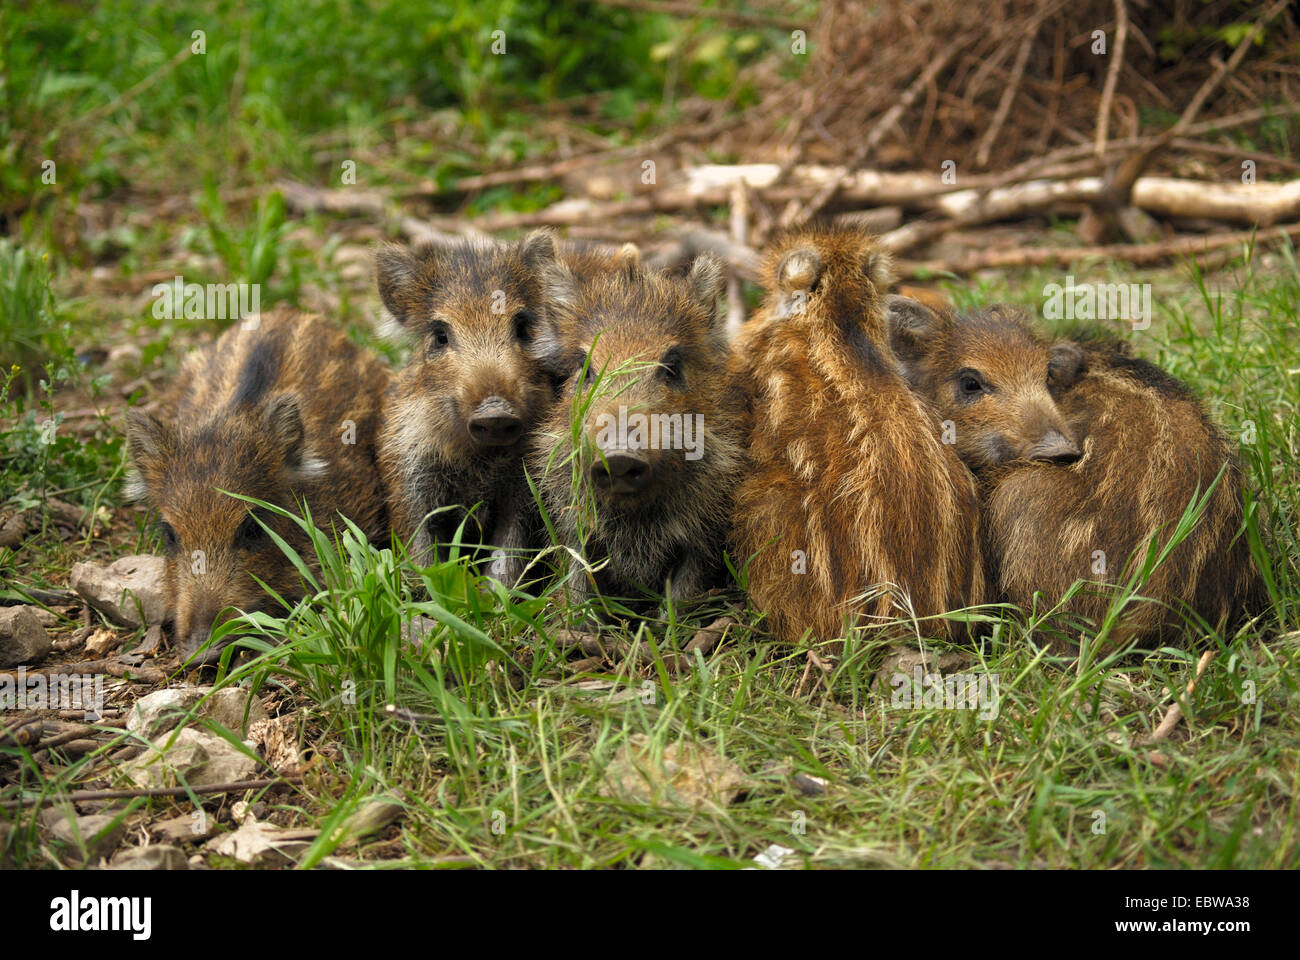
left=0, top=240, right=62, bottom=396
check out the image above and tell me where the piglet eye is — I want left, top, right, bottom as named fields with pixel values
left=429, top=323, right=450, bottom=351
left=957, top=371, right=985, bottom=396
left=574, top=352, right=595, bottom=390
left=659, top=348, right=685, bottom=388
left=155, top=520, right=179, bottom=553
left=512, top=310, right=535, bottom=343
left=234, top=511, right=271, bottom=550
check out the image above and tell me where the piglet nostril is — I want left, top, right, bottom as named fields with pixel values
left=468, top=397, right=523, bottom=446
left=469, top=415, right=523, bottom=445
left=590, top=452, right=652, bottom=492
left=1029, top=430, right=1081, bottom=464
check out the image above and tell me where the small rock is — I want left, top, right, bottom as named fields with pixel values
left=793, top=772, right=829, bottom=796
left=127, top=685, right=268, bottom=739
left=110, top=844, right=188, bottom=870
left=151, top=811, right=217, bottom=844
left=117, top=727, right=260, bottom=790
left=0, top=605, right=51, bottom=667
left=0, top=509, right=30, bottom=549
left=84, top=627, right=121, bottom=658
left=127, top=688, right=207, bottom=738
left=401, top=615, right=438, bottom=650
left=134, top=624, right=164, bottom=656
left=874, top=645, right=971, bottom=694
left=50, top=812, right=126, bottom=864
left=200, top=687, right=270, bottom=737
left=205, top=819, right=317, bottom=867
left=29, top=607, right=60, bottom=627
left=750, top=843, right=796, bottom=870
left=70, top=555, right=167, bottom=628
left=332, top=797, right=405, bottom=848
left=601, top=734, right=746, bottom=808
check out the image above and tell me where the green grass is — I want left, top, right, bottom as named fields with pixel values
left=1, top=1, right=1297, bottom=871
left=6, top=246, right=1298, bottom=869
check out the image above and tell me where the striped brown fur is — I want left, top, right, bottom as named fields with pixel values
left=530, top=252, right=746, bottom=609
left=125, top=310, right=390, bottom=662
left=731, top=227, right=985, bottom=649
left=887, top=299, right=1259, bottom=646
left=375, top=230, right=610, bottom=583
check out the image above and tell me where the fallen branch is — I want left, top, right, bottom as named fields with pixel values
left=1144, top=649, right=1217, bottom=745
left=1084, top=0, right=1290, bottom=241
left=34, top=659, right=168, bottom=684
left=31, top=717, right=129, bottom=757
left=898, top=220, right=1300, bottom=275
left=977, top=18, right=1042, bottom=167
left=645, top=226, right=761, bottom=280
left=1094, top=0, right=1129, bottom=158
left=0, top=717, right=44, bottom=749
left=785, top=37, right=967, bottom=228
left=0, top=775, right=304, bottom=809
left=880, top=176, right=1300, bottom=253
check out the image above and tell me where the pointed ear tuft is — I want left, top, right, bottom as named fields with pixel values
left=539, top=257, right=577, bottom=312
left=1048, top=341, right=1086, bottom=389
left=375, top=244, right=428, bottom=327
left=687, top=253, right=725, bottom=307
left=267, top=394, right=328, bottom=483
left=777, top=248, right=822, bottom=294
left=885, top=295, right=941, bottom=364
left=265, top=394, right=305, bottom=462
left=520, top=229, right=559, bottom=272
left=618, top=242, right=641, bottom=267
left=863, top=249, right=895, bottom=290
left=617, top=242, right=642, bottom=280
left=126, top=410, right=168, bottom=466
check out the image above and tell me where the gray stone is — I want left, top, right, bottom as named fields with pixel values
left=150, top=811, right=217, bottom=844
left=0, top=605, right=51, bottom=667
left=50, top=812, right=126, bottom=864
left=70, top=554, right=166, bottom=628
left=126, top=687, right=207, bottom=739
left=110, top=844, right=188, bottom=870
left=117, top=727, right=260, bottom=790
left=126, top=685, right=268, bottom=739
left=334, top=797, right=404, bottom=848
left=200, top=687, right=269, bottom=736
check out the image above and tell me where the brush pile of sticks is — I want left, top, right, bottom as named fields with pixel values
left=283, top=0, right=1300, bottom=280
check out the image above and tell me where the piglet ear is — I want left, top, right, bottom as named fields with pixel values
left=862, top=248, right=895, bottom=290
left=266, top=394, right=303, bottom=457
left=520, top=229, right=559, bottom=272
left=773, top=248, right=822, bottom=319
left=124, top=410, right=169, bottom=501
left=1048, top=341, right=1086, bottom=389
left=375, top=243, right=430, bottom=328
left=266, top=394, right=326, bottom=482
left=776, top=248, right=822, bottom=294
left=125, top=410, right=168, bottom=465
left=538, top=255, right=577, bottom=312
left=885, top=295, right=940, bottom=365
left=687, top=252, right=724, bottom=305
left=617, top=242, right=642, bottom=268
